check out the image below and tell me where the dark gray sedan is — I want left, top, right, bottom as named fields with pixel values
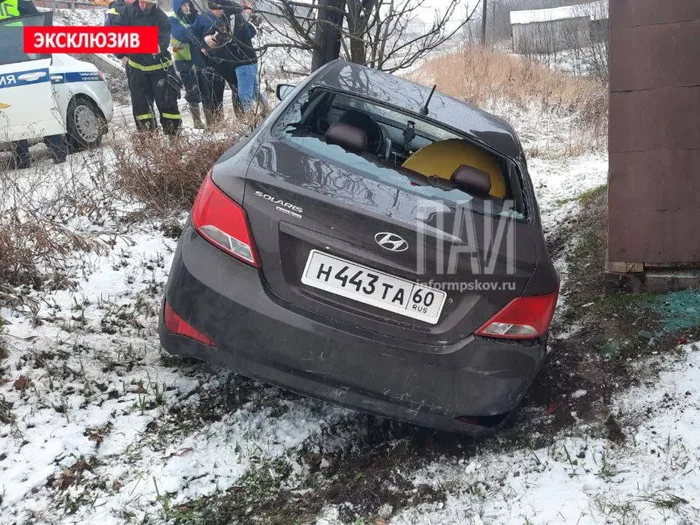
left=159, top=60, right=559, bottom=434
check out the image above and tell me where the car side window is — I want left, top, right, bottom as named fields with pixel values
left=0, top=14, right=52, bottom=66
left=272, top=90, right=311, bottom=135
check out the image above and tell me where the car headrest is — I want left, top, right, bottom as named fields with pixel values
left=325, top=122, right=368, bottom=153
left=337, top=109, right=376, bottom=129
left=451, top=164, right=492, bottom=196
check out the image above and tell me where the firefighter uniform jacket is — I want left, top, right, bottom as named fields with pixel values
left=113, top=2, right=173, bottom=72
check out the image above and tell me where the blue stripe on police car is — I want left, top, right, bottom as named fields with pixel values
left=1, top=69, right=103, bottom=88
left=0, top=68, right=50, bottom=89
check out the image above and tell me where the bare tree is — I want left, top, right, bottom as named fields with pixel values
left=311, top=0, right=347, bottom=70
left=257, top=0, right=479, bottom=72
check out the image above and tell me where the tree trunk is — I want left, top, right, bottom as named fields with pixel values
left=311, top=0, right=347, bottom=71
left=346, top=0, right=376, bottom=66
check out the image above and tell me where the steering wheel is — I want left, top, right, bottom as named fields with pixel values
left=367, top=123, right=385, bottom=156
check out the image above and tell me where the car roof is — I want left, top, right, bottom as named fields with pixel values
left=310, top=60, right=522, bottom=159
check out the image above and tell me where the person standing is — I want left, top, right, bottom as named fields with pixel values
left=104, top=0, right=133, bottom=25
left=191, top=3, right=239, bottom=124
left=199, top=0, right=259, bottom=113
left=104, top=0, right=156, bottom=128
left=229, top=8, right=259, bottom=112
left=169, top=0, right=207, bottom=129
left=2, top=0, right=68, bottom=169
left=114, top=0, right=182, bottom=135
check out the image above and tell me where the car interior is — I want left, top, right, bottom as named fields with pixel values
left=277, top=87, right=522, bottom=208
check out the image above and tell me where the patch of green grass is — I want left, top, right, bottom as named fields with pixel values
left=594, top=497, right=638, bottom=524
left=591, top=292, right=659, bottom=318
left=0, top=315, right=7, bottom=361
left=556, top=184, right=607, bottom=207
left=0, top=316, right=11, bottom=426
left=578, top=184, right=608, bottom=206
left=639, top=491, right=689, bottom=510
left=160, top=458, right=296, bottom=525
left=52, top=456, right=108, bottom=515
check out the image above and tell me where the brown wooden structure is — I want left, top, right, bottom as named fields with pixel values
left=607, top=0, right=700, bottom=289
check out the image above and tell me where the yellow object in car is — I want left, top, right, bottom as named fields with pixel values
left=402, top=139, right=506, bottom=199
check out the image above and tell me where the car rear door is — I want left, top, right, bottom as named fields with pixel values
left=0, top=13, right=64, bottom=142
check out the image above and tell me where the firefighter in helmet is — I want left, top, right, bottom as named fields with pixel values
left=113, top=0, right=182, bottom=135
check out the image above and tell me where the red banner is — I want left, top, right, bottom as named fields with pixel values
left=24, top=26, right=159, bottom=54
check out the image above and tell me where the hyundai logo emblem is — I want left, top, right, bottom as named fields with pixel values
left=374, top=232, right=409, bottom=252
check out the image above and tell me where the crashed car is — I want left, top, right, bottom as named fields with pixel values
left=0, top=13, right=113, bottom=152
left=159, top=59, right=559, bottom=434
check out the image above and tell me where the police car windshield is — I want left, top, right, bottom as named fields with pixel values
left=0, top=14, right=50, bottom=66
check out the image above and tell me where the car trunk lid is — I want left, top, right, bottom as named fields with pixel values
left=241, top=139, right=539, bottom=345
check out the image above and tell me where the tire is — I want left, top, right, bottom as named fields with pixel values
left=65, top=96, right=105, bottom=152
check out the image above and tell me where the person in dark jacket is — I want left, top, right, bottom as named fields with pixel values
left=169, top=0, right=207, bottom=128
left=197, top=0, right=258, bottom=112
left=228, top=8, right=259, bottom=111
left=1, top=0, right=68, bottom=169
left=114, top=0, right=182, bottom=135
left=190, top=3, right=239, bottom=124
left=105, top=0, right=155, bottom=129
left=104, top=0, right=133, bottom=25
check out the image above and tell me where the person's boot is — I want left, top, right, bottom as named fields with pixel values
left=12, top=140, right=31, bottom=170
left=44, top=135, right=68, bottom=164
left=189, top=104, right=205, bottom=129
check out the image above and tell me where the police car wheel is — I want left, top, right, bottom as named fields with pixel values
left=66, top=97, right=104, bottom=152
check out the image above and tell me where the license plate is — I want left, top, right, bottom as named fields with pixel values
left=301, top=250, right=446, bottom=325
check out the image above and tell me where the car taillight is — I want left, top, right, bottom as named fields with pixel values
left=475, top=291, right=559, bottom=340
left=191, top=170, right=259, bottom=267
left=163, top=302, right=217, bottom=347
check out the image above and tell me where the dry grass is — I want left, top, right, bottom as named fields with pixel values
left=0, top=114, right=253, bottom=305
left=114, top=127, right=247, bottom=213
left=0, top=151, right=116, bottom=305
left=0, top=218, right=64, bottom=289
left=410, top=46, right=608, bottom=148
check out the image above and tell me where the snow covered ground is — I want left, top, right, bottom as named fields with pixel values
left=3, top=103, right=697, bottom=524
left=1, top=13, right=698, bottom=524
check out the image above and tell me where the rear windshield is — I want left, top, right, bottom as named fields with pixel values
left=272, top=87, right=526, bottom=219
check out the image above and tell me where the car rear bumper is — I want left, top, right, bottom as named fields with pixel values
left=159, top=226, right=548, bottom=434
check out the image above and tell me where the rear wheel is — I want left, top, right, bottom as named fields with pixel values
left=66, top=97, right=105, bottom=152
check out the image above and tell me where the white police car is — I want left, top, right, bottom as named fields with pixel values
left=0, top=12, right=113, bottom=151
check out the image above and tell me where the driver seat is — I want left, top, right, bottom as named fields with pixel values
left=335, top=110, right=380, bottom=148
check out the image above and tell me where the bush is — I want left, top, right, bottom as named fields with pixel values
left=114, top=131, right=239, bottom=213
left=0, top=219, right=54, bottom=288
left=0, top=150, right=114, bottom=303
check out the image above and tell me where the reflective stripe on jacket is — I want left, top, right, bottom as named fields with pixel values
left=170, top=17, right=191, bottom=62
left=128, top=58, right=173, bottom=71
left=0, top=0, right=20, bottom=20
